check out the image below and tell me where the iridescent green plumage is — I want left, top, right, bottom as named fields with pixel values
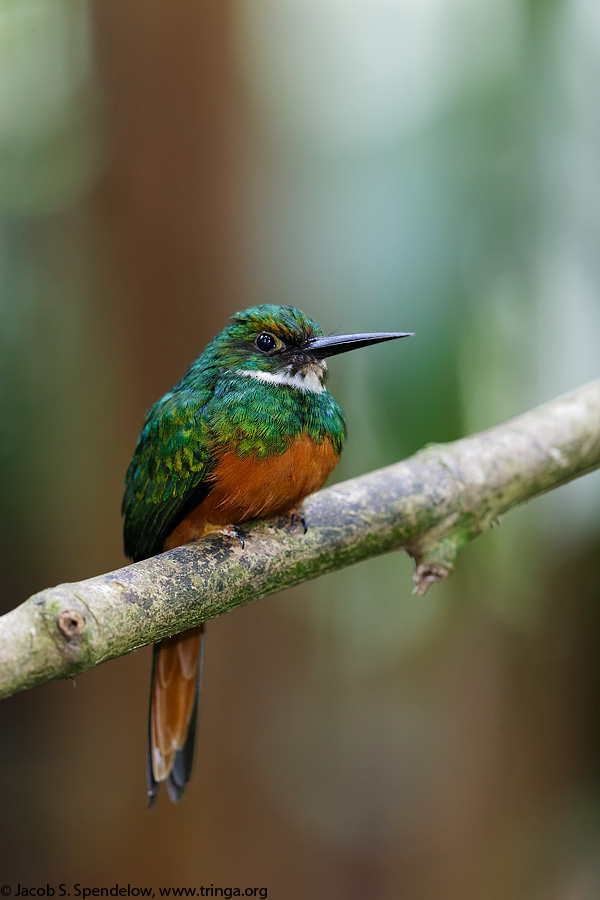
left=122, top=305, right=346, bottom=562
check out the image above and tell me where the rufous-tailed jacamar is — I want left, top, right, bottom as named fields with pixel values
left=123, top=304, right=413, bottom=805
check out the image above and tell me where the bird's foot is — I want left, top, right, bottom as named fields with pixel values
left=204, top=522, right=245, bottom=549
left=286, top=508, right=308, bottom=534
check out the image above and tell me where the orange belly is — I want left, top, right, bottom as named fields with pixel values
left=164, top=433, right=339, bottom=550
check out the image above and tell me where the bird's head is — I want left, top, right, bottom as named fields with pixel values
left=208, top=304, right=414, bottom=393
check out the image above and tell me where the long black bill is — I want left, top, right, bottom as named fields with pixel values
left=306, top=330, right=415, bottom=359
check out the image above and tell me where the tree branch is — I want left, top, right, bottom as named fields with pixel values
left=1, top=380, right=599, bottom=700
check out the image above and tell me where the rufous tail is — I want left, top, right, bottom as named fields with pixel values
left=147, top=624, right=204, bottom=806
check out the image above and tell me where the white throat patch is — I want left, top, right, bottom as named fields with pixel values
left=239, top=367, right=325, bottom=394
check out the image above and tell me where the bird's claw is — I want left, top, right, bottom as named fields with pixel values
left=218, top=525, right=245, bottom=549
left=287, top=508, right=308, bottom=534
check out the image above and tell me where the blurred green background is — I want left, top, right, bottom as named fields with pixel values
left=1, top=1, right=599, bottom=897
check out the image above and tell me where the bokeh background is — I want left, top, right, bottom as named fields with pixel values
left=1, top=1, right=600, bottom=897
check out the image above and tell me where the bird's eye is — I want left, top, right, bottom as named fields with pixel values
left=255, top=332, right=281, bottom=353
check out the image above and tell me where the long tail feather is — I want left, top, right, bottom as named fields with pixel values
left=147, top=625, right=205, bottom=807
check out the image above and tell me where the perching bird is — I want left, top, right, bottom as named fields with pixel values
left=122, top=304, right=413, bottom=805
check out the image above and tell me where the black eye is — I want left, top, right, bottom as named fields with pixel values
left=255, top=332, right=278, bottom=353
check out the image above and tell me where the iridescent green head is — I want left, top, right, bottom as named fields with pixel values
left=202, top=303, right=414, bottom=394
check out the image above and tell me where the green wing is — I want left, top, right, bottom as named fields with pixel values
left=122, top=390, right=215, bottom=561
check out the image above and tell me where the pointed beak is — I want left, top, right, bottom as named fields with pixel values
left=306, top=330, right=415, bottom=359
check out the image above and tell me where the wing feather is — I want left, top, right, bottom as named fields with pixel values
left=122, top=391, right=214, bottom=561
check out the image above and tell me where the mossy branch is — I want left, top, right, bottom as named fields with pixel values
left=1, top=379, right=599, bottom=700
